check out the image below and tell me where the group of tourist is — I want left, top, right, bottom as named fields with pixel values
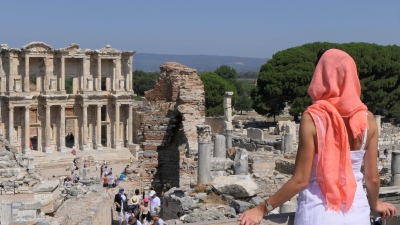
left=115, top=187, right=164, bottom=225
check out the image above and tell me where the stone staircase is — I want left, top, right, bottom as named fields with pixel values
left=31, top=147, right=134, bottom=170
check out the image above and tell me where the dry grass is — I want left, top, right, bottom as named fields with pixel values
left=205, top=192, right=228, bottom=205
left=194, top=183, right=207, bottom=193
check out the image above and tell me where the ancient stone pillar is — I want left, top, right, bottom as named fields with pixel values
left=197, top=125, right=212, bottom=185
left=37, top=127, right=42, bottom=152
left=224, top=92, right=234, bottom=131
left=96, top=104, right=103, bottom=151
left=226, top=129, right=233, bottom=149
left=36, top=76, right=41, bottom=92
left=375, top=115, right=381, bottom=136
left=234, top=148, right=249, bottom=175
left=281, top=135, right=285, bottom=152
left=112, top=59, right=116, bottom=91
left=59, top=105, right=67, bottom=153
left=8, top=105, right=14, bottom=146
left=8, top=53, right=14, bottom=92
left=25, top=56, right=30, bottom=92
left=213, top=134, right=226, bottom=158
left=44, top=57, right=49, bottom=91
left=114, top=103, right=121, bottom=148
left=128, top=104, right=133, bottom=145
left=1, top=200, right=12, bottom=225
left=24, top=106, right=31, bottom=155
left=284, top=133, right=294, bottom=153
left=82, top=104, right=89, bottom=151
left=27, top=156, right=35, bottom=174
left=97, top=57, right=102, bottom=91
left=82, top=57, right=87, bottom=91
left=391, top=151, right=400, bottom=185
left=44, top=105, right=52, bottom=153
left=128, top=58, right=133, bottom=91
left=61, top=57, right=65, bottom=91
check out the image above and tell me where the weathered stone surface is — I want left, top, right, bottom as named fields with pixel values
left=212, top=175, right=258, bottom=198
left=211, top=158, right=233, bottom=171
left=231, top=199, right=254, bottom=213
left=249, top=195, right=264, bottom=205
left=234, top=148, right=248, bottom=175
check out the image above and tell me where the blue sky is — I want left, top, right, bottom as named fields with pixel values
left=0, top=1, right=399, bottom=58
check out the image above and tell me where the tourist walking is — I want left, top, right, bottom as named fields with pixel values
left=149, top=190, right=161, bottom=214
left=114, top=187, right=128, bottom=223
left=384, top=148, right=389, bottom=162
left=140, top=198, right=150, bottom=223
left=238, top=49, right=396, bottom=225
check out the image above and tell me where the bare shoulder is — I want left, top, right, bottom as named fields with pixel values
left=300, top=113, right=316, bottom=134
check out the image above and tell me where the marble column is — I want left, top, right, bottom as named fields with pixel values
left=44, top=57, right=49, bottom=91
left=59, top=105, right=67, bottom=153
left=128, top=58, right=133, bottom=91
left=234, top=148, right=249, bottom=175
left=96, top=104, right=103, bottom=151
left=24, top=106, right=31, bottom=155
left=97, top=57, right=102, bottom=91
left=128, top=104, right=133, bottom=145
left=25, top=56, right=30, bottom=92
left=82, top=104, right=89, bottom=151
left=8, top=106, right=14, bottom=146
left=82, top=57, right=86, bottom=91
left=37, top=127, right=42, bottom=152
left=284, top=133, right=294, bottom=153
left=213, top=134, right=226, bottom=158
left=197, top=125, right=212, bottom=185
left=8, top=54, right=14, bottom=92
left=114, top=103, right=121, bottom=148
left=61, top=57, right=65, bottom=91
left=44, top=105, right=52, bottom=153
left=112, top=60, right=116, bottom=91
left=391, top=151, right=400, bottom=186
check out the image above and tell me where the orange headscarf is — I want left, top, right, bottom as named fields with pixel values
left=305, top=49, right=368, bottom=212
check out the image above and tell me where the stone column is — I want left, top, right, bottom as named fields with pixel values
left=8, top=105, right=14, bottom=146
left=391, top=151, right=400, bottom=186
left=284, top=133, right=294, bottom=153
left=112, top=60, right=116, bottom=91
left=27, top=156, right=35, bottom=174
left=375, top=115, right=381, bottom=136
left=280, top=135, right=285, bottom=152
left=128, top=58, right=133, bottom=91
left=197, top=125, right=212, bottom=185
left=97, top=57, right=102, bottom=91
left=82, top=57, right=86, bottom=91
left=8, top=53, right=14, bottom=92
left=59, top=105, right=67, bottom=153
left=213, top=134, right=226, bottom=158
left=225, top=129, right=233, bottom=149
left=25, top=56, right=30, bottom=92
left=44, top=105, right=52, bottom=153
left=96, top=104, right=103, bottom=151
left=114, top=103, right=121, bottom=148
left=82, top=104, right=89, bottom=151
left=223, top=92, right=234, bottom=131
left=37, top=127, right=42, bottom=152
left=128, top=104, right=133, bottom=145
left=61, top=57, right=65, bottom=91
left=24, top=105, right=31, bottom=155
left=1, top=200, right=12, bottom=225
left=234, top=148, right=249, bottom=175
left=44, top=57, right=49, bottom=91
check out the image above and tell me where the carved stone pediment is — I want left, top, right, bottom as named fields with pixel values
left=22, top=42, right=53, bottom=52
left=97, top=45, right=121, bottom=54
left=59, top=43, right=83, bottom=54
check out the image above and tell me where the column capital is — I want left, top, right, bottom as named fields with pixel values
left=61, top=57, right=65, bottom=63
left=82, top=104, right=88, bottom=108
left=97, top=104, right=102, bottom=108
left=8, top=105, right=14, bottom=110
left=116, top=102, right=121, bottom=107
left=44, top=105, right=51, bottom=110
left=129, top=104, right=133, bottom=109
left=60, top=105, right=66, bottom=109
left=197, top=125, right=212, bottom=143
left=25, top=105, right=31, bottom=110
left=98, top=57, right=101, bottom=62
left=25, top=55, right=29, bottom=60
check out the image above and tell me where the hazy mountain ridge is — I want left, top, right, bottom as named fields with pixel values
left=133, top=53, right=269, bottom=72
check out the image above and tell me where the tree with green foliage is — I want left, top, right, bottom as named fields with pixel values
left=214, top=65, right=238, bottom=81
left=235, top=95, right=253, bottom=114
left=252, top=42, right=400, bottom=122
left=132, top=70, right=160, bottom=96
left=199, top=72, right=237, bottom=116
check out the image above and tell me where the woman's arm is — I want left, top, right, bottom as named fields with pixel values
left=364, top=112, right=396, bottom=220
left=238, top=113, right=316, bottom=225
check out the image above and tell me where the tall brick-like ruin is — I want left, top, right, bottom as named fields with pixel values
left=134, top=62, right=205, bottom=189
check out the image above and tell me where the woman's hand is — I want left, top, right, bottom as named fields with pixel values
left=372, top=201, right=397, bottom=220
left=238, top=203, right=265, bottom=225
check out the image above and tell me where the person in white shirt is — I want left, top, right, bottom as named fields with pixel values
left=149, top=190, right=160, bottom=214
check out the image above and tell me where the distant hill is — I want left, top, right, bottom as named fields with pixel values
left=133, top=53, right=269, bottom=73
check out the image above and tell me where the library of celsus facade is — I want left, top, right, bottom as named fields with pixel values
left=0, top=42, right=136, bottom=154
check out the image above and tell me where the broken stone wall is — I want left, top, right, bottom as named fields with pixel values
left=135, top=62, right=205, bottom=190
left=205, top=117, right=225, bottom=134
